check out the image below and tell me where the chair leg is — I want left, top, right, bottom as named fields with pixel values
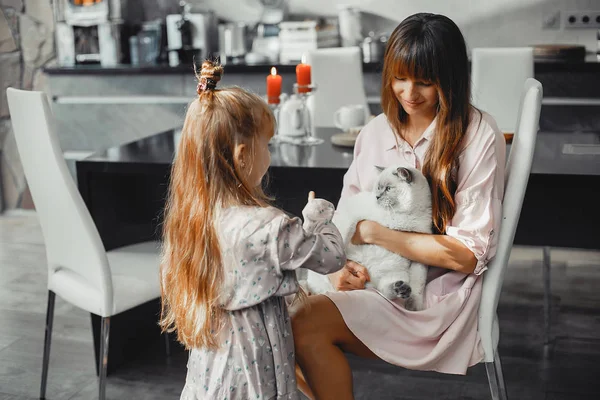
left=40, top=291, right=56, bottom=400
left=98, top=317, right=110, bottom=400
left=494, top=351, right=508, bottom=400
left=542, top=246, right=551, bottom=344
left=485, top=361, right=500, bottom=400
left=485, top=351, right=508, bottom=400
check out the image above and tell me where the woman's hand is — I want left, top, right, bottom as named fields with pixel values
left=328, top=260, right=370, bottom=291
left=351, top=220, right=382, bottom=245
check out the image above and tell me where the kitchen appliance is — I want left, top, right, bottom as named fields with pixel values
left=361, top=31, right=388, bottom=63
left=243, top=0, right=287, bottom=64
left=245, top=23, right=280, bottom=64
left=166, top=1, right=218, bottom=67
left=129, top=19, right=166, bottom=66
left=278, top=19, right=339, bottom=64
left=54, top=0, right=124, bottom=67
left=218, top=22, right=250, bottom=65
left=338, top=5, right=362, bottom=47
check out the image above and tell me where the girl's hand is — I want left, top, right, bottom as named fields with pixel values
left=328, top=260, right=370, bottom=291
left=351, top=220, right=381, bottom=245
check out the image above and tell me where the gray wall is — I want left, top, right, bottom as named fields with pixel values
left=1, top=0, right=55, bottom=210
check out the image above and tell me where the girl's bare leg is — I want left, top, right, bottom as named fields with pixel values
left=296, top=363, right=315, bottom=400
left=292, top=295, right=379, bottom=400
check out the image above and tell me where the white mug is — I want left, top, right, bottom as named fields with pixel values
left=334, top=104, right=366, bottom=131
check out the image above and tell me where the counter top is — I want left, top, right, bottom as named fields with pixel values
left=44, top=53, right=600, bottom=76
left=75, top=126, right=600, bottom=252
left=81, top=128, right=355, bottom=172
left=43, top=61, right=383, bottom=76
left=79, top=127, right=600, bottom=176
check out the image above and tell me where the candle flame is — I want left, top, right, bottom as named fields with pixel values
left=301, top=53, right=307, bottom=64
left=271, top=67, right=277, bottom=75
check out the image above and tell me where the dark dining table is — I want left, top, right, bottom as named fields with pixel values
left=76, top=127, right=600, bottom=374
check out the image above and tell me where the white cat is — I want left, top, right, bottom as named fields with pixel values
left=306, top=165, right=432, bottom=311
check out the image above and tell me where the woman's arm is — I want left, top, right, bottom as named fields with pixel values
left=350, top=115, right=505, bottom=276
left=352, top=221, right=477, bottom=274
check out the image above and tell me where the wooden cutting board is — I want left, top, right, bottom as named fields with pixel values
left=531, top=44, right=586, bottom=60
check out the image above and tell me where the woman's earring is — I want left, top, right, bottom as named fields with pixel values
left=241, top=162, right=246, bottom=168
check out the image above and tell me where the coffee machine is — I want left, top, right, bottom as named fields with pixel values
left=165, top=1, right=218, bottom=67
left=54, top=0, right=124, bottom=67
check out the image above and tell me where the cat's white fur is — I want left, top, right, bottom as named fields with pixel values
left=306, top=165, right=432, bottom=311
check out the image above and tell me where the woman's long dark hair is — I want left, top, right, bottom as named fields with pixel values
left=381, top=13, right=474, bottom=234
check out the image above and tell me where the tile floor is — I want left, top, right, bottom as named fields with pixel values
left=1, top=211, right=599, bottom=400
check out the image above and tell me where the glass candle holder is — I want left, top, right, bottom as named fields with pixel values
left=267, top=93, right=287, bottom=145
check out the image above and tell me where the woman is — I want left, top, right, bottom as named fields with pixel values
left=291, top=13, right=506, bottom=400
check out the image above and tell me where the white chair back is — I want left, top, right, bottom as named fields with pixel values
left=305, top=46, right=370, bottom=128
left=471, top=47, right=534, bottom=133
left=478, top=79, right=543, bottom=361
left=6, top=88, right=113, bottom=315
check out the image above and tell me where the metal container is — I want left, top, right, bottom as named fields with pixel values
left=218, top=22, right=249, bottom=64
left=338, top=5, right=362, bottom=47
left=362, top=32, right=386, bottom=63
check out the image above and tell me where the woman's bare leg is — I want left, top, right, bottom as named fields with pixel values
left=291, top=295, right=380, bottom=400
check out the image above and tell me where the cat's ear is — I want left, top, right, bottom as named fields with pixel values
left=393, top=167, right=413, bottom=183
left=374, top=165, right=385, bottom=173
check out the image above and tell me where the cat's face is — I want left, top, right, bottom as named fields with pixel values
left=374, top=165, right=430, bottom=210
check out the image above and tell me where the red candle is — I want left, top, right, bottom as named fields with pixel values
left=296, top=54, right=311, bottom=93
left=266, top=67, right=282, bottom=104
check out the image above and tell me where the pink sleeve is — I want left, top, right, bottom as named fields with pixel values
left=445, top=119, right=505, bottom=275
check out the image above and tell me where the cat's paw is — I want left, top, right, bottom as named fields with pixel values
left=405, top=292, right=426, bottom=311
left=392, top=280, right=412, bottom=299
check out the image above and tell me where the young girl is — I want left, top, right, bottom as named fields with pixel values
left=159, top=61, right=346, bottom=400
left=292, top=13, right=506, bottom=399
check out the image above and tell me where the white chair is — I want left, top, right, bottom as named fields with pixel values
left=477, top=78, right=543, bottom=400
left=473, top=48, right=554, bottom=348
left=6, top=88, right=163, bottom=400
left=305, top=46, right=370, bottom=128
left=471, top=47, right=534, bottom=133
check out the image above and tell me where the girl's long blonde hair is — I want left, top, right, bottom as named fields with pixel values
left=159, top=60, right=275, bottom=350
left=381, top=13, right=476, bottom=234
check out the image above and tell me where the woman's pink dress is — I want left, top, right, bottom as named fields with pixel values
left=325, top=110, right=506, bottom=374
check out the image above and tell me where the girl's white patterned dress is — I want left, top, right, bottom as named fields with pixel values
left=179, top=200, right=345, bottom=400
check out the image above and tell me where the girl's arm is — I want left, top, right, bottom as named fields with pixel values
left=352, top=221, right=477, bottom=274
left=277, top=198, right=346, bottom=275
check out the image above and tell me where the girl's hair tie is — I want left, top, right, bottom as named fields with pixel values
left=196, top=60, right=223, bottom=95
